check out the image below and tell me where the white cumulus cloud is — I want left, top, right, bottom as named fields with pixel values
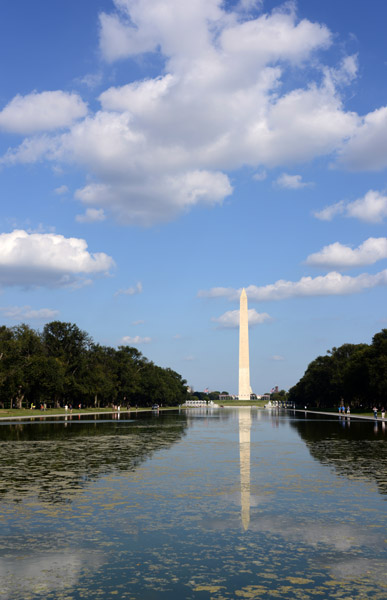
left=323, top=54, right=358, bottom=88
left=306, top=237, right=387, bottom=268
left=338, top=106, right=387, bottom=171
left=200, top=269, right=387, bottom=301
left=246, top=271, right=387, bottom=300
left=345, top=190, right=387, bottom=223
left=198, top=286, right=237, bottom=299
left=252, top=169, right=267, bottom=181
left=212, top=308, right=271, bottom=328
left=0, top=1, right=376, bottom=226
left=75, top=208, right=106, bottom=223
left=0, top=134, right=59, bottom=165
left=275, top=173, right=313, bottom=189
left=314, top=200, right=345, bottom=221
left=315, top=190, right=387, bottom=223
left=0, top=91, right=87, bottom=134
left=99, top=74, right=175, bottom=114
left=121, top=335, right=151, bottom=344
left=0, top=230, right=114, bottom=288
left=77, top=72, right=103, bottom=89
left=236, top=0, right=264, bottom=13
left=115, top=281, right=143, bottom=296
left=54, top=185, right=69, bottom=195
left=0, top=306, right=59, bottom=320
left=73, top=169, right=231, bottom=226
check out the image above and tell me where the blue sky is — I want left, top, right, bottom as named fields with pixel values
left=1, top=0, right=387, bottom=395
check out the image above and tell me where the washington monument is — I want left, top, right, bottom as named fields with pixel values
left=239, top=288, right=251, bottom=400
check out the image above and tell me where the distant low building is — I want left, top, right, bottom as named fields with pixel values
left=219, top=394, right=237, bottom=402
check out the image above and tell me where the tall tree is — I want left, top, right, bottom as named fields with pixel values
left=42, top=321, right=92, bottom=404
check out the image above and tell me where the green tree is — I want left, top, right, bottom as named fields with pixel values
left=289, top=354, right=335, bottom=408
left=82, top=344, right=118, bottom=407
left=114, top=345, right=147, bottom=404
left=288, top=331, right=387, bottom=409
left=0, top=320, right=190, bottom=410
left=368, top=330, right=387, bottom=403
left=0, top=324, right=44, bottom=408
left=42, top=321, right=92, bottom=404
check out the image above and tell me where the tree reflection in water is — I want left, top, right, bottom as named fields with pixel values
left=290, top=413, right=387, bottom=496
left=0, top=412, right=188, bottom=504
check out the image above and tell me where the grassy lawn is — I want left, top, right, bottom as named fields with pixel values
left=216, top=399, right=267, bottom=407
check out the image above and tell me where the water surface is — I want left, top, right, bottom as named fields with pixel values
left=0, top=409, right=386, bottom=599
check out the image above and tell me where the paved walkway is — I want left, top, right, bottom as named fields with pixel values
left=292, top=408, right=381, bottom=422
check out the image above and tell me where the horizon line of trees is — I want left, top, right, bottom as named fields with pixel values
left=0, top=321, right=189, bottom=409
left=288, top=328, right=387, bottom=409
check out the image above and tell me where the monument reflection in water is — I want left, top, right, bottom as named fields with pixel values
left=239, top=407, right=251, bottom=531
left=0, top=409, right=386, bottom=600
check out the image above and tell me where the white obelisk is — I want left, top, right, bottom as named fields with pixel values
left=239, top=288, right=251, bottom=401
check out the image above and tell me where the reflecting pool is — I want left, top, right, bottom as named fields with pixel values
left=0, top=409, right=386, bottom=599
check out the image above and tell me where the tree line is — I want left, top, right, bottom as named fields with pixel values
left=288, top=329, right=387, bottom=410
left=0, top=321, right=189, bottom=409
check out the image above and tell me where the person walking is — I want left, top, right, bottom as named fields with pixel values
left=373, top=406, right=378, bottom=419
